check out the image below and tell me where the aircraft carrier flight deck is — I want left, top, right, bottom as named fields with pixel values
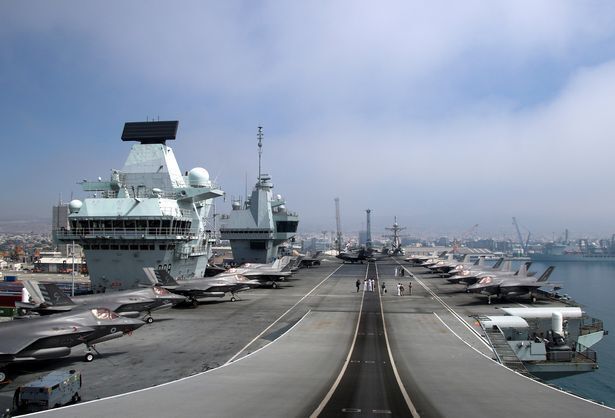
left=2, top=257, right=613, bottom=417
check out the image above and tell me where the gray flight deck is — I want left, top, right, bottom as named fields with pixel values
left=14, top=259, right=615, bottom=417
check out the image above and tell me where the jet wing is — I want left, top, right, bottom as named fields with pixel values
left=0, top=322, right=95, bottom=355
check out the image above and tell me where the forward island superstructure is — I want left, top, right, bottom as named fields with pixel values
left=55, top=121, right=224, bottom=290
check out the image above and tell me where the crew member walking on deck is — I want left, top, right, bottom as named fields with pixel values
left=363, top=278, right=367, bottom=292
left=408, top=281, right=412, bottom=295
left=356, top=279, right=360, bottom=292
left=381, top=281, right=386, bottom=295
left=397, top=282, right=401, bottom=296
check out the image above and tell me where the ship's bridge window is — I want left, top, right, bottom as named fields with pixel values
left=130, top=245, right=139, bottom=250
left=161, top=220, right=171, bottom=234
left=276, top=221, right=298, bottom=233
left=149, top=220, right=161, bottom=234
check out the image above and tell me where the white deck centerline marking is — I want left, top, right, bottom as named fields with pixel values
left=376, top=262, right=420, bottom=418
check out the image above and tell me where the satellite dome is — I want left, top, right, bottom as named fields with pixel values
left=188, top=167, right=210, bottom=187
left=232, top=201, right=241, bottom=210
left=278, top=205, right=286, bottom=213
left=276, top=194, right=282, bottom=201
left=68, top=199, right=83, bottom=213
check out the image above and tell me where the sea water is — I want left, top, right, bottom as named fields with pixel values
left=530, top=261, right=615, bottom=407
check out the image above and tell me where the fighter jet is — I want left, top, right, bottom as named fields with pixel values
left=17, top=280, right=186, bottom=324
left=404, top=251, right=446, bottom=265
left=446, top=258, right=511, bottom=284
left=150, top=269, right=261, bottom=307
left=240, top=255, right=295, bottom=272
left=467, top=266, right=556, bottom=304
left=457, top=261, right=535, bottom=288
left=427, top=254, right=474, bottom=275
left=298, top=251, right=322, bottom=268
left=223, top=257, right=296, bottom=288
left=0, top=307, right=144, bottom=382
left=442, top=255, right=488, bottom=277
left=336, top=248, right=372, bottom=264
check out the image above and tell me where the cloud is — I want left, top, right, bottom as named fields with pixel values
left=2, top=1, right=615, bottom=237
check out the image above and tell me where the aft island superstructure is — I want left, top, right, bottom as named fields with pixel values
left=219, top=127, right=299, bottom=264
left=55, top=121, right=224, bottom=290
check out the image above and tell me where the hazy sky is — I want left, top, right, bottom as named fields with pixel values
left=2, top=1, right=615, bottom=239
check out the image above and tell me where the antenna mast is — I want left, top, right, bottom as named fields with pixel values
left=365, top=209, right=372, bottom=249
left=257, top=126, right=263, bottom=181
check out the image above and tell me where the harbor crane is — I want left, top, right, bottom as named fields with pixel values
left=512, top=217, right=530, bottom=254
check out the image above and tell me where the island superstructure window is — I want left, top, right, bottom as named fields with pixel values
left=67, top=218, right=191, bottom=235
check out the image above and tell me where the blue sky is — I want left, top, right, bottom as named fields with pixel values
left=3, top=1, right=615, bottom=239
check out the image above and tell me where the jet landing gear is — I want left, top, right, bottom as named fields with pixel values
left=487, top=293, right=502, bottom=305
left=0, top=371, right=6, bottom=383
left=230, top=293, right=242, bottom=302
left=84, top=345, right=101, bottom=362
left=142, top=311, right=155, bottom=324
left=188, top=298, right=199, bottom=308
left=271, top=282, right=279, bottom=289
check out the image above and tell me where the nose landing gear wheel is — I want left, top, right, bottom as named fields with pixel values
left=84, top=352, right=94, bottom=362
left=145, top=316, right=154, bottom=324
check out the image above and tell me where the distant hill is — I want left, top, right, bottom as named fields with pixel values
left=0, top=219, right=51, bottom=234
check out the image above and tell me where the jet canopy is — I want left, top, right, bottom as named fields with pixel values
left=91, top=308, right=120, bottom=320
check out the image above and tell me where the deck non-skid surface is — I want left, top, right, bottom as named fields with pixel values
left=32, top=310, right=356, bottom=418
left=26, top=260, right=615, bottom=417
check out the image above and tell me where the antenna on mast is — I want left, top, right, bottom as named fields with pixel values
left=257, top=126, right=263, bottom=181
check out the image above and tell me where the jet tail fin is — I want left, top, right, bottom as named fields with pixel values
left=147, top=268, right=179, bottom=287
left=36, top=282, right=75, bottom=306
left=271, top=258, right=281, bottom=270
left=279, top=256, right=294, bottom=272
left=491, top=257, right=503, bottom=269
left=498, top=259, right=512, bottom=272
left=537, top=266, right=555, bottom=282
left=514, top=261, right=532, bottom=276
left=22, top=280, right=45, bottom=305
